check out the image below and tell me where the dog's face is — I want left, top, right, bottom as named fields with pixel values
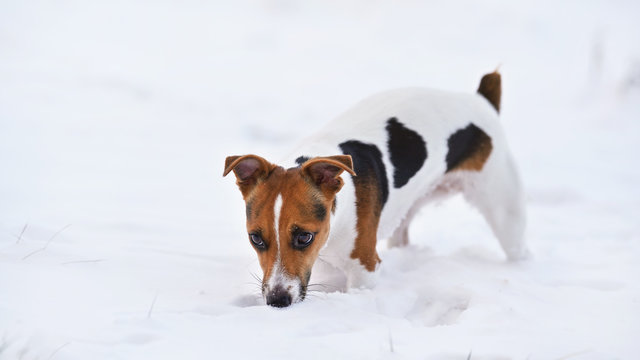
left=223, top=154, right=354, bottom=307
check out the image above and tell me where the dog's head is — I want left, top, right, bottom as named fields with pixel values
left=223, top=154, right=355, bottom=307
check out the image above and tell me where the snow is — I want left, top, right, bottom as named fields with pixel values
left=1, top=0, right=639, bottom=359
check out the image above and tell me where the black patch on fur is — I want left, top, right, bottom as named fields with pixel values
left=246, top=199, right=253, bottom=220
left=296, top=201, right=326, bottom=221
left=445, top=123, right=490, bottom=172
left=313, top=202, right=327, bottom=221
left=339, top=140, right=389, bottom=212
left=385, top=118, right=428, bottom=188
left=300, top=270, right=311, bottom=300
left=295, top=156, right=310, bottom=166
left=331, top=198, right=337, bottom=214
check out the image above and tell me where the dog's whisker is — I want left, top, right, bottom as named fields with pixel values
left=303, top=292, right=327, bottom=300
left=249, top=271, right=263, bottom=282
left=307, top=283, right=341, bottom=291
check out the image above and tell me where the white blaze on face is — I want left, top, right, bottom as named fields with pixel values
left=273, top=194, right=282, bottom=252
left=264, top=193, right=302, bottom=302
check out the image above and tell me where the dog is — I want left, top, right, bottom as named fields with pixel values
left=223, top=71, right=528, bottom=307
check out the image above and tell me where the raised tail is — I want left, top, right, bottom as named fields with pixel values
left=477, top=71, right=501, bottom=113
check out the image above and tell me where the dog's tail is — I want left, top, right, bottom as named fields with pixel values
left=477, top=70, right=501, bottom=113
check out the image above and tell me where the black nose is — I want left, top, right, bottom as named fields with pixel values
left=265, top=286, right=292, bottom=308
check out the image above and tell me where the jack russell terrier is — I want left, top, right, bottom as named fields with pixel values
left=224, top=71, right=528, bottom=308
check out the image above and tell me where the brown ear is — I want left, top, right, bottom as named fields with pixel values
left=223, top=154, right=275, bottom=196
left=301, top=155, right=355, bottom=193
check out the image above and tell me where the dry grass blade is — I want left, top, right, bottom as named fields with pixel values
left=15, top=223, right=28, bottom=244
left=47, top=341, right=71, bottom=360
left=61, top=259, right=105, bottom=265
left=147, top=293, right=159, bottom=319
left=22, top=224, right=71, bottom=261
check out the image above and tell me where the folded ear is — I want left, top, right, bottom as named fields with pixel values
left=301, top=155, right=355, bottom=194
left=223, top=154, right=275, bottom=197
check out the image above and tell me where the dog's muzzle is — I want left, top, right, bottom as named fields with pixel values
left=265, top=284, right=292, bottom=308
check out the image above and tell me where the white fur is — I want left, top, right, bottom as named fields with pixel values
left=264, top=194, right=302, bottom=302
left=273, top=194, right=282, bottom=253
left=282, top=87, right=529, bottom=286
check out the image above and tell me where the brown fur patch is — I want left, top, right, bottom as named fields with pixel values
left=263, top=169, right=333, bottom=284
left=453, top=132, right=492, bottom=172
left=349, top=177, right=382, bottom=272
left=477, top=71, right=501, bottom=113
left=446, top=124, right=494, bottom=173
left=242, top=167, right=285, bottom=280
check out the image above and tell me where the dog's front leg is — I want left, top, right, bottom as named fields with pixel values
left=345, top=224, right=381, bottom=288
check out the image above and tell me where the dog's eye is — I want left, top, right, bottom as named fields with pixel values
left=292, top=232, right=314, bottom=249
left=249, top=233, right=266, bottom=249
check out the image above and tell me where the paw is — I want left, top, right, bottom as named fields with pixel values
left=506, top=247, right=532, bottom=262
left=345, top=259, right=380, bottom=289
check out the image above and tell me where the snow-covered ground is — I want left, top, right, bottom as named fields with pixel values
left=1, top=1, right=639, bottom=359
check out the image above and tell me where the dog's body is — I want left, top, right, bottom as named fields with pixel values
left=224, top=72, right=528, bottom=307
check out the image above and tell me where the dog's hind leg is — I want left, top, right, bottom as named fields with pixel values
left=388, top=219, right=410, bottom=248
left=462, top=153, right=530, bottom=260
left=386, top=197, right=429, bottom=248
left=387, top=181, right=458, bottom=249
